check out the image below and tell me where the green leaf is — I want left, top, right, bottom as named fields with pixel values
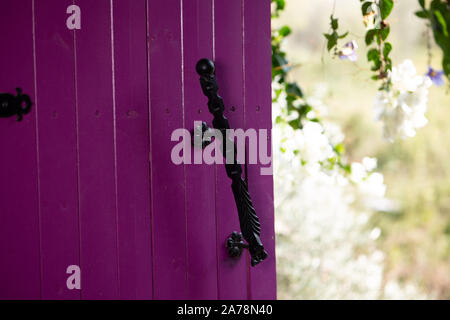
left=418, top=0, right=425, bottom=9
left=275, top=116, right=284, bottom=124
left=272, top=52, right=290, bottom=76
left=271, top=0, right=286, bottom=17
left=415, top=10, right=429, bottom=19
left=429, top=0, right=450, bottom=65
left=298, top=104, right=312, bottom=118
left=380, top=0, right=394, bottom=20
left=433, top=10, right=449, bottom=37
left=331, top=15, right=339, bottom=30
left=273, top=0, right=285, bottom=11
left=367, top=48, right=380, bottom=62
left=327, top=32, right=338, bottom=51
left=341, top=163, right=351, bottom=174
left=286, top=82, right=304, bottom=98
left=368, top=48, right=381, bottom=71
left=371, top=60, right=382, bottom=71
left=334, top=143, right=345, bottom=155
left=362, top=2, right=372, bottom=15
left=338, top=31, right=349, bottom=39
left=279, top=25, right=292, bottom=37
left=365, top=29, right=377, bottom=45
left=383, top=42, right=392, bottom=58
left=443, top=55, right=450, bottom=78
left=381, top=25, right=390, bottom=40
left=288, top=120, right=301, bottom=130
left=385, top=58, right=393, bottom=71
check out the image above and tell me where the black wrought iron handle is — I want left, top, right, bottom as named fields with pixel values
left=196, top=58, right=268, bottom=267
left=0, top=88, right=32, bottom=121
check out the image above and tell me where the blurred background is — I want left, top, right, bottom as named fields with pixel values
left=273, top=0, right=450, bottom=299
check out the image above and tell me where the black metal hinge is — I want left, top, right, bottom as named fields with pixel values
left=0, top=88, right=32, bottom=121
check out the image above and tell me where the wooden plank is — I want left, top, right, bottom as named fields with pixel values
left=244, top=0, right=277, bottom=299
left=148, top=0, right=186, bottom=299
left=214, top=0, right=249, bottom=299
left=0, top=0, right=41, bottom=299
left=182, top=0, right=218, bottom=299
left=34, top=0, right=81, bottom=299
left=75, top=0, right=119, bottom=299
left=112, top=0, right=153, bottom=299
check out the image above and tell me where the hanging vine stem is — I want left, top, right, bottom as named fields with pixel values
left=323, top=4, right=350, bottom=57
left=321, top=0, right=394, bottom=89
left=271, top=0, right=352, bottom=174
left=426, top=22, right=434, bottom=66
left=361, top=0, right=394, bottom=90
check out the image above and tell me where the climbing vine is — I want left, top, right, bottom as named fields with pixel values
left=415, top=0, right=450, bottom=79
left=271, top=0, right=429, bottom=300
left=271, top=0, right=449, bottom=300
left=272, top=0, right=449, bottom=143
left=272, top=4, right=350, bottom=173
left=361, top=0, right=394, bottom=89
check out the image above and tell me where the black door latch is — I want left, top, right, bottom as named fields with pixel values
left=196, top=58, right=268, bottom=267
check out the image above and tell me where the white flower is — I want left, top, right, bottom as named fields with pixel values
left=350, top=158, right=386, bottom=201
left=272, top=76, right=428, bottom=300
left=297, top=121, right=334, bottom=165
left=373, top=60, right=432, bottom=141
left=305, top=96, right=328, bottom=119
left=370, top=228, right=382, bottom=240
left=362, top=157, right=377, bottom=172
left=323, top=121, right=345, bottom=145
left=350, top=162, right=367, bottom=183
left=358, top=172, right=386, bottom=199
left=383, top=281, right=432, bottom=300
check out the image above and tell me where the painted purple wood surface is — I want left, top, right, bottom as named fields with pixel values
left=34, top=0, right=81, bottom=299
left=214, top=0, right=249, bottom=300
left=182, top=0, right=218, bottom=299
left=0, top=0, right=41, bottom=299
left=148, top=0, right=186, bottom=299
left=112, top=0, right=153, bottom=300
left=0, top=0, right=275, bottom=300
left=244, top=0, right=277, bottom=300
left=75, top=0, right=119, bottom=299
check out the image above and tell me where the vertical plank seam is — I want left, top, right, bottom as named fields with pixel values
left=212, top=0, right=221, bottom=300
left=180, top=0, right=189, bottom=298
left=210, top=0, right=219, bottom=300
left=145, top=0, right=155, bottom=299
left=73, top=0, right=83, bottom=300
left=110, top=0, right=121, bottom=297
left=268, top=0, right=277, bottom=299
left=212, top=0, right=215, bottom=61
left=31, top=0, right=43, bottom=299
left=242, top=0, right=252, bottom=301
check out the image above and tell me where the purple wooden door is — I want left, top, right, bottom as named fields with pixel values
left=0, top=0, right=275, bottom=300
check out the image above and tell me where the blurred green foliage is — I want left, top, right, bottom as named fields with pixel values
left=416, top=0, right=450, bottom=78
left=272, top=0, right=450, bottom=299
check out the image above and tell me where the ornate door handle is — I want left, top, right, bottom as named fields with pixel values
left=0, top=88, right=32, bottom=121
left=196, top=58, right=268, bottom=266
